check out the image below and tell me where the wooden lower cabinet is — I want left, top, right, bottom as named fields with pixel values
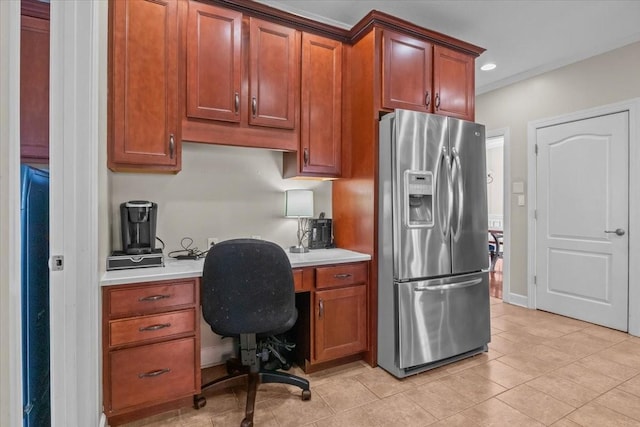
left=313, top=285, right=367, bottom=362
left=295, top=261, right=369, bottom=370
left=102, top=278, right=201, bottom=425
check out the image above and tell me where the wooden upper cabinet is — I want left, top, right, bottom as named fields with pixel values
left=433, top=45, right=475, bottom=121
left=20, top=0, right=50, bottom=164
left=381, top=29, right=433, bottom=113
left=109, top=0, right=181, bottom=172
left=186, top=3, right=241, bottom=122
left=285, top=33, right=342, bottom=177
left=248, top=18, right=300, bottom=129
left=182, top=6, right=299, bottom=151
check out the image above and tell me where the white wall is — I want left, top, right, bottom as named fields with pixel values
left=476, top=41, right=640, bottom=297
left=109, top=142, right=332, bottom=363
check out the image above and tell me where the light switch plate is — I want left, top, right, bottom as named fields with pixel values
left=517, top=194, right=526, bottom=206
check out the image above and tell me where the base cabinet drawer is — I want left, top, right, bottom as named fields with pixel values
left=109, top=337, right=198, bottom=412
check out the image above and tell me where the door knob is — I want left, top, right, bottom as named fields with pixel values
left=604, top=228, right=625, bottom=236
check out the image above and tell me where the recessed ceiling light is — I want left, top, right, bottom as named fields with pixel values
left=481, top=63, right=497, bottom=71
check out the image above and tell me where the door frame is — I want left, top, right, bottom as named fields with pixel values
left=527, top=98, right=640, bottom=335
left=486, top=128, right=513, bottom=303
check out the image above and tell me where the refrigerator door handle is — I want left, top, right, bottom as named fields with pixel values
left=413, top=277, right=482, bottom=292
left=440, top=148, right=453, bottom=239
left=451, top=147, right=464, bottom=240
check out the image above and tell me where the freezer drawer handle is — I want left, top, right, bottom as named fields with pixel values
left=414, top=277, right=482, bottom=292
left=333, top=273, right=352, bottom=279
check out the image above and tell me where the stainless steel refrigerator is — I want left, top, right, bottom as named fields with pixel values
left=378, top=109, right=491, bottom=378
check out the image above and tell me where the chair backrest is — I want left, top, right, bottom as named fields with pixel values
left=201, top=238, right=296, bottom=337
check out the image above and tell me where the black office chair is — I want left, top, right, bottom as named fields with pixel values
left=193, top=239, right=311, bottom=427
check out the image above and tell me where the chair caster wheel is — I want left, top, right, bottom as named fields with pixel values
left=301, top=389, right=311, bottom=401
left=240, top=418, right=253, bottom=427
left=193, top=395, right=206, bottom=409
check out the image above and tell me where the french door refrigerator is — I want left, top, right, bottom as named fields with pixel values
left=378, top=109, right=491, bottom=378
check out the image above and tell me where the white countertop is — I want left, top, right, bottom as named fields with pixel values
left=101, top=248, right=371, bottom=286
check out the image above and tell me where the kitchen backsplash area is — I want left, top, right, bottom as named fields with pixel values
left=108, top=142, right=332, bottom=255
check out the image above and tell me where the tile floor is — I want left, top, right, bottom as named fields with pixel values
left=122, top=298, right=640, bottom=426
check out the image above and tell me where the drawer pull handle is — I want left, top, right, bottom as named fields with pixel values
left=138, top=294, right=171, bottom=302
left=138, top=368, right=171, bottom=379
left=319, top=299, right=324, bottom=317
left=139, top=323, right=171, bottom=332
left=333, top=273, right=352, bottom=279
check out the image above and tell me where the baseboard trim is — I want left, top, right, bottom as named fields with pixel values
left=505, top=292, right=528, bottom=307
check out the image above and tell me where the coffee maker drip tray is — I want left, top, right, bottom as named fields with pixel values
left=107, top=249, right=164, bottom=271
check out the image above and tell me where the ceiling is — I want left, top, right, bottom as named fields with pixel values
left=256, top=0, right=640, bottom=94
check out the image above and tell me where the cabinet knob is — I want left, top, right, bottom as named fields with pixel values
left=251, top=96, right=257, bottom=117
left=234, top=92, right=240, bottom=114
left=303, top=148, right=309, bottom=166
left=169, top=134, right=175, bottom=159
left=435, top=93, right=441, bottom=109
left=425, top=91, right=430, bottom=107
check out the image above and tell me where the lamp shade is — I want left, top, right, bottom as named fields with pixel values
left=285, top=189, right=314, bottom=218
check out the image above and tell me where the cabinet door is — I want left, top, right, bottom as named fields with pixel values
left=300, top=33, right=342, bottom=176
left=248, top=18, right=299, bottom=129
left=433, top=45, right=475, bottom=121
left=109, top=0, right=181, bottom=171
left=20, top=1, right=50, bottom=164
left=186, top=2, right=241, bottom=122
left=382, top=30, right=433, bottom=112
left=314, top=285, right=367, bottom=362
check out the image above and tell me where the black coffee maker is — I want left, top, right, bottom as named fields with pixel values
left=120, top=200, right=158, bottom=254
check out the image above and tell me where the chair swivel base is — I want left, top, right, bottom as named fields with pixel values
left=193, top=367, right=311, bottom=427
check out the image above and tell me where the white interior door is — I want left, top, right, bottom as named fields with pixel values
left=535, top=111, right=629, bottom=331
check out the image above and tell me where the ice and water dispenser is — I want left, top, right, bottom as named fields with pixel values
left=404, top=170, right=434, bottom=228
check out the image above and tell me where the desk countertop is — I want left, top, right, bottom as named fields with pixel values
left=101, top=248, right=371, bottom=286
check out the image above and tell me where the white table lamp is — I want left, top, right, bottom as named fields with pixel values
left=285, top=189, right=314, bottom=253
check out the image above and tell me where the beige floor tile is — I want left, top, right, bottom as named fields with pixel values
left=526, top=344, right=578, bottom=366
left=354, top=366, right=419, bottom=398
left=403, top=378, right=475, bottom=420
left=315, top=393, right=437, bottom=427
left=597, top=340, right=640, bottom=369
left=544, top=331, right=614, bottom=358
left=429, top=413, right=481, bottom=426
left=268, top=392, right=334, bottom=427
left=566, top=401, right=640, bottom=426
left=577, top=352, right=640, bottom=381
left=619, top=374, right=640, bottom=397
left=470, top=359, right=534, bottom=388
left=496, top=384, right=574, bottom=425
left=489, top=334, right=534, bottom=355
left=498, top=329, right=548, bottom=345
left=312, top=376, right=377, bottom=413
left=554, top=362, right=624, bottom=393
left=437, top=370, right=506, bottom=403
left=444, top=352, right=494, bottom=374
left=490, top=317, right=528, bottom=332
left=595, top=388, right=640, bottom=421
left=497, top=351, right=555, bottom=377
left=526, top=374, right=600, bottom=408
left=207, top=399, right=280, bottom=427
left=550, top=418, right=583, bottom=427
left=460, top=397, right=544, bottom=426
left=410, top=365, right=451, bottom=386
left=582, top=325, right=631, bottom=344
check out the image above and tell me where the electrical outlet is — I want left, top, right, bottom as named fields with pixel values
left=207, top=237, right=219, bottom=247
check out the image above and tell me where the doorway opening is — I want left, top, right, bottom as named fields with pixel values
left=486, top=135, right=504, bottom=299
